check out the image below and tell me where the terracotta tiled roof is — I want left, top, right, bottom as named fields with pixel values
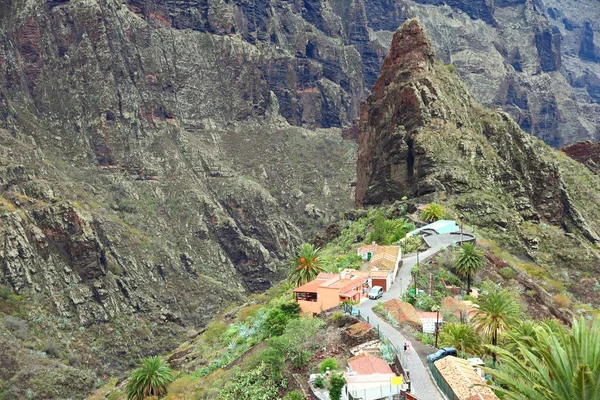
left=294, top=274, right=366, bottom=295
left=358, top=244, right=378, bottom=254
left=339, top=277, right=367, bottom=293
left=348, top=354, right=394, bottom=375
left=434, top=356, right=499, bottom=400
left=340, top=289, right=360, bottom=298
left=416, top=311, right=441, bottom=320
left=293, top=279, right=323, bottom=293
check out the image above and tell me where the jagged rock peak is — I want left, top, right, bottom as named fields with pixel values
left=371, top=19, right=434, bottom=99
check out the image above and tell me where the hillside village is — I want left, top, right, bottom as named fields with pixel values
left=86, top=201, right=597, bottom=400
left=290, top=205, right=495, bottom=400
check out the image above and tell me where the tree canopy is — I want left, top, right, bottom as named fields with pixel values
left=489, top=317, right=600, bottom=400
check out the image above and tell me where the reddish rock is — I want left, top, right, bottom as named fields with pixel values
left=561, top=141, right=600, bottom=174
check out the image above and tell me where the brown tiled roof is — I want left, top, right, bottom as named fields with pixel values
left=348, top=354, right=394, bottom=375
left=369, top=246, right=399, bottom=269
left=434, top=356, right=499, bottom=400
left=369, top=269, right=391, bottom=278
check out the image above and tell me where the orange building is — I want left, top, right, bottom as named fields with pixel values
left=293, top=272, right=367, bottom=315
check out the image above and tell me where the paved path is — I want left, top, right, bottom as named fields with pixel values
left=357, top=237, right=457, bottom=400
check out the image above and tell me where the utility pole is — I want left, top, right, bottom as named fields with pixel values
left=433, top=305, right=441, bottom=348
left=429, top=272, right=433, bottom=296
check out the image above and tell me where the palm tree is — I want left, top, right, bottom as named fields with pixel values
left=488, top=317, right=600, bottom=400
left=453, top=242, right=484, bottom=295
left=126, top=356, right=173, bottom=400
left=420, top=203, right=445, bottom=222
left=288, top=243, right=324, bottom=287
left=439, top=323, right=481, bottom=356
left=471, top=289, right=520, bottom=364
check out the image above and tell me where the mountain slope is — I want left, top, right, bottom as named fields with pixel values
left=356, top=19, right=600, bottom=311
left=0, top=1, right=357, bottom=397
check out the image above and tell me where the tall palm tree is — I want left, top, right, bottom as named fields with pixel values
left=453, top=242, right=484, bottom=294
left=126, top=356, right=173, bottom=400
left=488, top=317, right=600, bottom=400
left=288, top=243, right=324, bottom=287
left=471, top=289, right=521, bottom=364
left=420, top=203, right=445, bottom=222
left=438, top=323, right=481, bottom=356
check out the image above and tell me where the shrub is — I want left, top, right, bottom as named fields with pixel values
left=68, top=354, right=81, bottom=367
left=218, top=363, right=278, bottom=400
left=314, top=375, right=325, bottom=389
left=264, top=308, right=289, bottom=336
left=126, top=356, right=173, bottom=400
left=553, top=293, right=571, bottom=308
left=498, top=267, right=515, bottom=280
left=329, top=373, right=346, bottom=400
left=292, top=350, right=312, bottom=369
left=3, top=316, right=26, bottom=333
left=43, top=340, right=60, bottom=358
left=203, top=320, right=228, bottom=344
left=117, top=198, right=137, bottom=213
left=279, top=302, right=301, bottom=319
left=331, top=312, right=343, bottom=324
left=284, top=391, right=306, bottom=400
left=415, top=332, right=435, bottom=346
left=319, top=357, right=338, bottom=373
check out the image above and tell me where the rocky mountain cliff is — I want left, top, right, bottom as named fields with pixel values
left=0, top=0, right=599, bottom=397
left=366, top=0, right=600, bottom=147
left=356, top=19, right=600, bottom=321
left=0, top=0, right=360, bottom=397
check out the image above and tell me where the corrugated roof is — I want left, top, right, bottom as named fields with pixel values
left=434, top=356, right=499, bottom=400
left=348, top=354, right=394, bottom=376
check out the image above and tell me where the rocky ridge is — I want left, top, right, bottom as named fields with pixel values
left=356, top=19, right=600, bottom=314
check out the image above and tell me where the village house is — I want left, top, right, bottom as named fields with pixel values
left=368, top=245, right=401, bottom=291
left=357, top=243, right=378, bottom=261
left=416, top=311, right=443, bottom=334
left=344, top=354, right=402, bottom=400
left=293, top=272, right=367, bottom=315
left=432, top=356, right=499, bottom=400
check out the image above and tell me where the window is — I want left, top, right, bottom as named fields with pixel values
left=296, top=292, right=317, bottom=302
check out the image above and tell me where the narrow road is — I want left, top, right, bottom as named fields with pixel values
left=357, top=235, right=458, bottom=400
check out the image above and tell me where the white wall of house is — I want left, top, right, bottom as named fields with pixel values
left=421, top=318, right=442, bottom=334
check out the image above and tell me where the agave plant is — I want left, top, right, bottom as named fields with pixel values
left=126, top=356, right=173, bottom=400
left=488, top=317, right=600, bottom=400
left=420, top=203, right=445, bottom=222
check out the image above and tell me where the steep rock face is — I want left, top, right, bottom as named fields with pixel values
left=323, top=0, right=600, bottom=147
left=357, top=19, right=600, bottom=309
